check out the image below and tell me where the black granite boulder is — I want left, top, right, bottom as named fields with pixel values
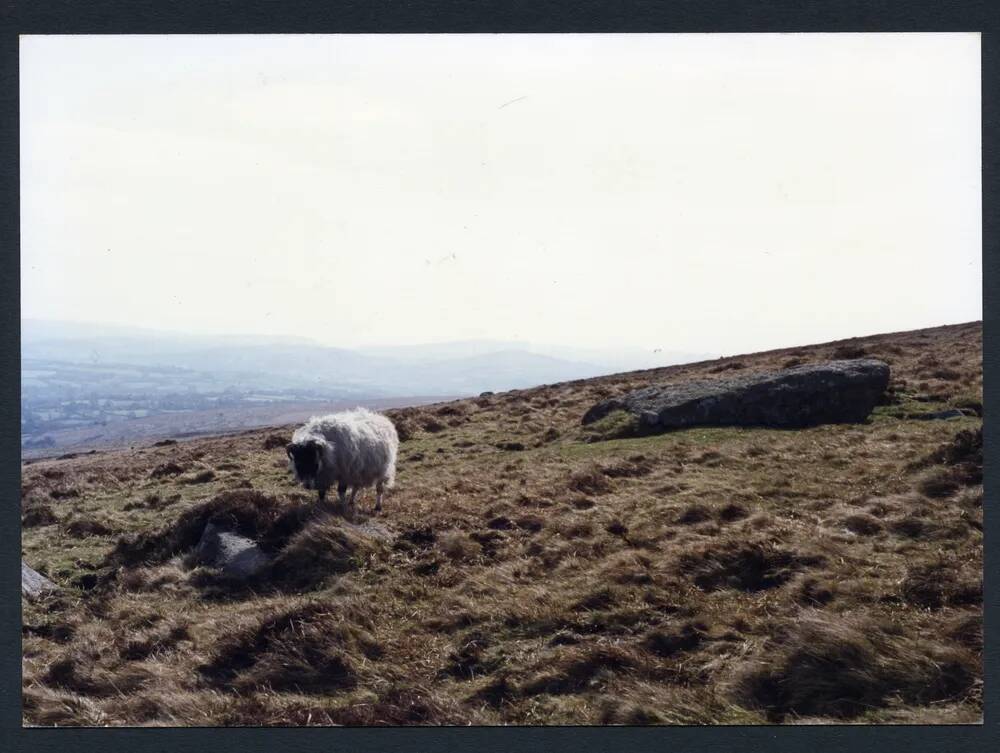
left=582, top=358, right=890, bottom=431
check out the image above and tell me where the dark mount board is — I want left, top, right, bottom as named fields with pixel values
left=1, top=3, right=997, bottom=753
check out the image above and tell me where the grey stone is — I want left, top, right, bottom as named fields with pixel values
left=195, top=522, right=271, bottom=578
left=582, top=358, right=890, bottom=431
left=22, top=561, right=57, bottom=599
left=341, top=519, right=393, bottom=542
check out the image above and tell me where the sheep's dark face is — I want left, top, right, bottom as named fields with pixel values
left=287, top=441, right=323, bottom=490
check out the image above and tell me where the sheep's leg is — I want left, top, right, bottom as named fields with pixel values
left=348, top=487, right=359, bottom=515
left=375, top=481, right=385, bottom=513
left=337, top=481, right=349, bottom=515
left=317, top=487, right=340, bottom=516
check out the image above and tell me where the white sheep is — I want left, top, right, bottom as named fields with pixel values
left=286, top=408, right=399, bottom=513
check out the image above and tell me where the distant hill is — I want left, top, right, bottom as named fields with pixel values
left=21, top=320, right=714, bottom=452
left=22, top=320, right=711, bottom=395
left=356, top=339, right=710, bottom=373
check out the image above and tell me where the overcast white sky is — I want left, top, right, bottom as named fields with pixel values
left=21, top=33, right=981, bottom=355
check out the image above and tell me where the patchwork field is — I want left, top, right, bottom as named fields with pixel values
left=21, top=322, right=983, bottom=726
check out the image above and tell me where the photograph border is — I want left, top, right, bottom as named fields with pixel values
left=1, top=1, right=996, bottom=751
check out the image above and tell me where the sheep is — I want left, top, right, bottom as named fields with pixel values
left=286, top=408, right=399, bottom=513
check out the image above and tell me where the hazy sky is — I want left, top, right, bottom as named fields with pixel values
left=21, top=33, right=981, bottom=355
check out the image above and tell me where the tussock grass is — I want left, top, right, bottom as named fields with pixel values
left=22, top=504, right=59, bottom=528
left=108, top=490, right=313, bottom=568
left=581, top=409, right=642, bottom=441
left=730, top=611, right=978, bottom=721
left=200, top=601, right=381, bottom=692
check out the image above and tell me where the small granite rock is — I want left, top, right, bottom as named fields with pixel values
left=22, top=561, right=58, bottom=599
left=195, top=522, right=271, bottom=578
left=341, top=519, right=393, bottom=542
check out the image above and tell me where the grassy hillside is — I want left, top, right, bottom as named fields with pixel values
left=21, top=322, right=983, bottom=726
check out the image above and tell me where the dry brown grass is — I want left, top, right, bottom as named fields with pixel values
left=21, top=321, right=983, bottom=726
left=730, top=611, right=978, bottom=722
